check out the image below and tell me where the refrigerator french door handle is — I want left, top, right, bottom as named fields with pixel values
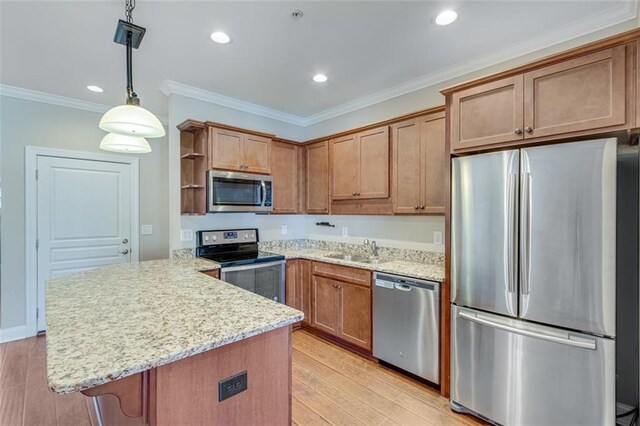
left=507, top=174, right=518, bottom=294
left=521, top=172, right=532, bottom=296
left=458, top=311, right=597, bottom=350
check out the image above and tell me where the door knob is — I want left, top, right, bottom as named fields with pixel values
left=120, top=249, right=129, bottom=255
left=122, top=238, right=128, bottom=244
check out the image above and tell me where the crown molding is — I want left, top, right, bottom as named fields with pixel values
left=0, top=84, right=169, bottom=125
left=162, top=1, right=637, bottom=128
left=160, top=80, right=307, bottom=127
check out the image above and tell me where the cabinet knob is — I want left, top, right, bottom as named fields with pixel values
left=120, top=249, right=129, bottom=255
left=356, top=192, right=360, bottom=196
left=525, top=126, right=533, bottom=133
left=420, top=205, right=425, bottom=210
left=352, top=192, right=356, bottom=196
left=414, top=205, right=419, bottom=209
left=514, top=128, right=522, bottom=135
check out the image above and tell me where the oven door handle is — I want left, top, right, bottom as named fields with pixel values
left=220, top=260, right=285, bottom=273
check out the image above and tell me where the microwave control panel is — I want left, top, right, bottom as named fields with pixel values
left=198, top=229, right=258, bottom=246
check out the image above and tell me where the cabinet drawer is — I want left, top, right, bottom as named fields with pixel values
left=312, top=261, right=371, bottom=287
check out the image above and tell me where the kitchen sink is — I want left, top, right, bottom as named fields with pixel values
left=324, top=253, right=390, bottom=265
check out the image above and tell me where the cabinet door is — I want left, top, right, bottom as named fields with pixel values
left=312, top=276, right=340, bottom=336
left=523, top=45, right=627, bottom=139
left=243, top=134, right=271, bottom=174
left=358, top=126, right=390, bottom=199
left=331, top=135, right=358, bottom=200
left=209, top=128, right=243, bottom=171
left=306, top=142, right=330, bottom=214
left=392, top=119, right=422, bottom=214
left=271, top=142, right=299, bottom=214
left=339, top=282, right=372, bottom=350
left=451, top=75, right=524, bottom=151
left=300, top=260, right=312, bottom=326
left=420, top=113, right=446, bottom=214
left=285, top=260, right=299, bottom=310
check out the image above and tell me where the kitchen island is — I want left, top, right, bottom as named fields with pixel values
left=45, top=258, right=303, bottom=426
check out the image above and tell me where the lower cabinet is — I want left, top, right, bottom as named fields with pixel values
left=310, top=261, right=372, bottom=352
left=286, top=259, right=373, bottom=352
left=285, top=259, right=312, bottom=327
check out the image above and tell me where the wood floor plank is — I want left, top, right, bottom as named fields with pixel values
left=54, top=392, right=93, bottom=426
left=0, top=338, right=30, bottom=390
left=294, top=349, right=437, bottom=426
left=293, top=362, right=391, bottom=426
left=293, top=379, right=367, bottom=426
left=24, top=340, right=56, bottom=426
left=292, top=396, right=329, bottom=426
left=0, top=386, right=25, bottom=426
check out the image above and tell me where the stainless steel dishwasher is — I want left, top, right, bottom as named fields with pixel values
left=373, top=272, right=440, bottom=384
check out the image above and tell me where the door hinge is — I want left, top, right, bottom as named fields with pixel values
left=36, top=239, right=39, bottom=250
left=35, top=169, right=39, bottom=180
left=36, top=308, right=39, bottom=319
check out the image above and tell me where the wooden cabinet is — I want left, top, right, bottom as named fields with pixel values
left=523, top=45, right=627, bottom=139
left=310, top=261, right=372, bottom=352
left=209, top=127, right=271, bottom=174
left=271, top=141, right=301, bottom=214
left=306, top=141, right=330, bottom=214
left=331, top=126, right=390, bottom=201
left=449, top=44, right=633, bottom=152
left=200, top=269, right=220, bottom=279
left=450, top=75, right=524, bottom=151
left=285, top=259, right=312, bottom=326
left=391, top=112, right=445, bottom=214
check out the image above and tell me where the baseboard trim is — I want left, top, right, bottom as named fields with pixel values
left=0, top=325, right=27, bottom=343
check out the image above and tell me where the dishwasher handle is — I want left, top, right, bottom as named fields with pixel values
left=374, top=273, right=439, bottom=292
left=394, top=283, right=412, bottom=291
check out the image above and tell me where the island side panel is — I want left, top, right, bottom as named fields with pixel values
left=153, top=326, right=292, bottom=426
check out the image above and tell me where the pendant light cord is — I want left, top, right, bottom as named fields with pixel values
left=124, top=0, right=139, bottom=105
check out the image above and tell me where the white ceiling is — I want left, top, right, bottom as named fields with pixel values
left=1, top=0, right=637, bottom=124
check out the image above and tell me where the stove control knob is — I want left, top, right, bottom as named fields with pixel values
left=244, top=233, right=249, bottom=239
left=251, top=233, right=255, bottom=239
left=204, top=236, right=210, bottom=242
left=212, top=236, right=217, bottom=241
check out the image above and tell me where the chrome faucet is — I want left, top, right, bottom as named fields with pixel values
left=363, top=239, right=379, bottom=257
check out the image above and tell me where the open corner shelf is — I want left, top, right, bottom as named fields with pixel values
left=180, top=123, right=208, bottom=215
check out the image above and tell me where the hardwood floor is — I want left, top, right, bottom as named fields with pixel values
left=0, top=330, right=481, bottom=426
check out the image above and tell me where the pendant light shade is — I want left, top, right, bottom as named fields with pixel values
left=99, top=104, right=165, bottom=138
left=100, top=133, right=152, bottom=153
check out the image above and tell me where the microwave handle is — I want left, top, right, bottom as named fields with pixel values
left=261, top=180, right=267, bottom=207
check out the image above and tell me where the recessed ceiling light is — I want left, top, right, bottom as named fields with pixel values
left=313, top=74, right=328, bottom=83
left=87, top=85, right=104, bottom=93
left=435, top=10, right=458, bottom=26
left=210, top=31, right=231, bottom=44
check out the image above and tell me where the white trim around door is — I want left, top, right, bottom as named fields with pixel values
left=24, top=146, right=140, bottom=338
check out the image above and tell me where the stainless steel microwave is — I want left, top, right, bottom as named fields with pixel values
left=207, top=170, right=273, bottom=213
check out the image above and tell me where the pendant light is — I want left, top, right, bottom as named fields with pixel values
left=99, top=0, right=164, bottom=153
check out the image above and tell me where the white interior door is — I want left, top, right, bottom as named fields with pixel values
left=36, top=156, right=133, bottom=331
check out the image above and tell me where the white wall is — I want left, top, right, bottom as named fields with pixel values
left=0, top=96, right=170, bottom=330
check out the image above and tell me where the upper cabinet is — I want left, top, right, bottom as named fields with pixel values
left=271, top=141, right=302, bottom=214
left=331, top=126, right=390, bottom=201
left=209, top=126, right=271, bottom=174
left=391, top=111, right=445, bottom=214
left=447, top=42, right=636, bottom=153
left=306, top=141, right=330, bottom=214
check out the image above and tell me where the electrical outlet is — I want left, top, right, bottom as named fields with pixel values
left=281, top=225, right=288, bottom=235
left=433, top=231, right=443, bottom=245
left=180, top=229, right=193, bottom=242
left=141, top=224, right=153, bottom=235
left=342, top=227, right=349, bottom=237
left=218, top=371, right=248, bottom=402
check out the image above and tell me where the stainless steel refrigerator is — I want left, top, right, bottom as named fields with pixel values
left=450, top=138, right=633, bottom=425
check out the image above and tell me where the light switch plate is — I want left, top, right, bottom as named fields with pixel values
left=180, top=229, right=194, bottom=242
left=342, top=227, right=349, bottom=237
left=141, top=224, right=153, bottom=236
left=433, top=231, right=443, bottom=245
left=281, top=225, right=288, bottom=235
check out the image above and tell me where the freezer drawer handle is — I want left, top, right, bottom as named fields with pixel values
left=458, top=311, right=597, bottom=350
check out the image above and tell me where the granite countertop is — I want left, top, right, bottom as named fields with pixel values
left=45, top=258, right=303, bottom=394
left=265, top=248, right=445, bottom=282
